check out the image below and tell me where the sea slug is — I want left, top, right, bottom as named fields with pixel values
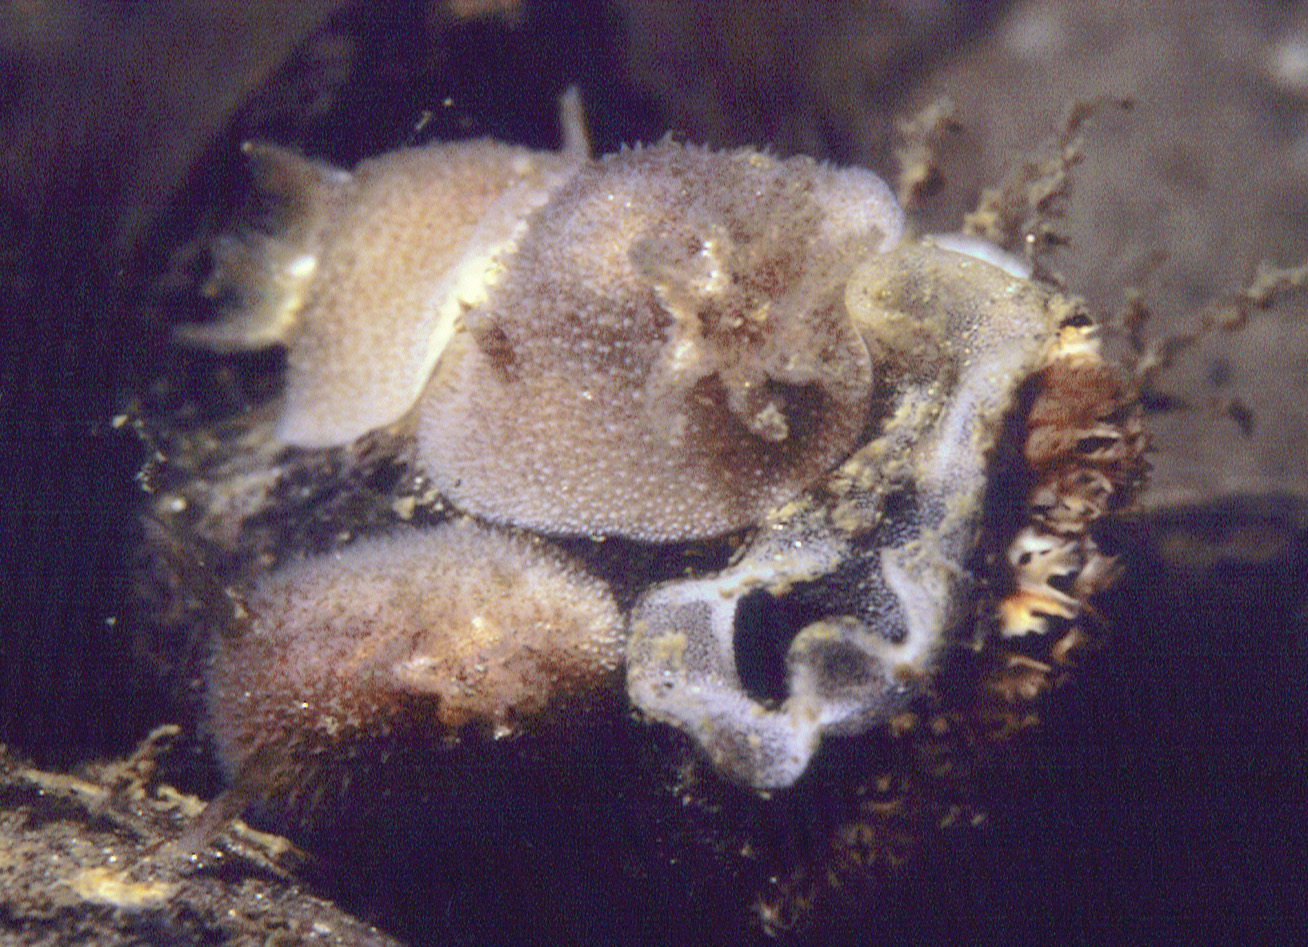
left=183, top=114, right=1141, bottom=798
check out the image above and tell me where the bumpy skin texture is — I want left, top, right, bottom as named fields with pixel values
left=207, top=519, right=622, bottom=780
left=627, top=244, right=1066, bottom=789
left=183, top=139, right=582, bottom=447
left=417, top=142, right=903, bottom=541
left=280, top=142, right=581, bottom=446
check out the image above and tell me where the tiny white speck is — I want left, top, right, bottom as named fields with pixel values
left=286, top=254, right=317, bottom=280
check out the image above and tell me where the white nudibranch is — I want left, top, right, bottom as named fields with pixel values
left=185, top=113, right=1143, bottom=794
left=417, top=142, right=903, bottom=540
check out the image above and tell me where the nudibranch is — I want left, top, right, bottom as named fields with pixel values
left=179, top=107, right=588, bottom=448
left=417, top=142, right=900, bottom=540
left=179, top=108, right=1143, bottom=799
left=208, top=519, right=623, bottom=782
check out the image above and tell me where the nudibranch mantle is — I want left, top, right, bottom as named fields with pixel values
left=418, top=141, right=907, bottom=540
